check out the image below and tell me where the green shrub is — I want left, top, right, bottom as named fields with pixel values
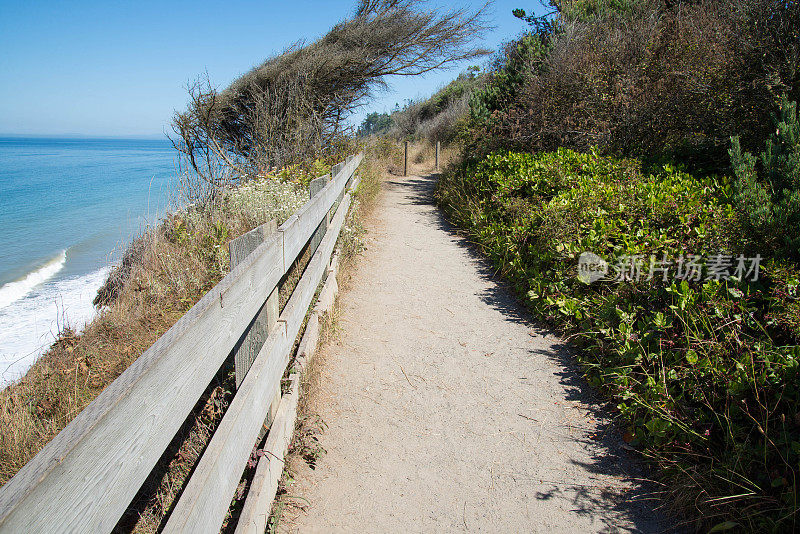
left=560, top=0, right=638, bottom=21
left=469, top=32, right=550, bottom=128
left=731, top=96, right=800, bottom=259
left=466, top=1, right=800, bottom=171
left=437, top=148, right=800, bottom=532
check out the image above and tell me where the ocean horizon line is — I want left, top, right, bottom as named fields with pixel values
left=0, top=133, right=170, bottom=141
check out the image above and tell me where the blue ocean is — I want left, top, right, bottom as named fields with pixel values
left=0, top=137, right=175, bottom=386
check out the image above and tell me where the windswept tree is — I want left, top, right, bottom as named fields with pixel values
left=172, top=0, right=490, bottom=203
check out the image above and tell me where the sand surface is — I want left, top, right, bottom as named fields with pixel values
left=280, top=173, right=672, bottom=533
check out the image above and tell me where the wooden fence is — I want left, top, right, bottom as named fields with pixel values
left=0, top=153, right=364, bottom=533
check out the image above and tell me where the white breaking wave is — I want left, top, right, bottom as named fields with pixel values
left=0, top=266, right=111, bottom=388
left=0, top=250, right=67, bottom=310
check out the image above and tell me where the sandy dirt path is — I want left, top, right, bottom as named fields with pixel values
left=280, top=174, right=673, bottom=533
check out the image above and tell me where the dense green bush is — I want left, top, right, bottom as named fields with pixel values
left=560, top=0, right=637, bottom=19
left=466, top=0, right=799, bottom=172
left=731, top=96, right=800, bottom=260
left=437, top=148, right=800, bottom=531
left=468, top=32, right=550, bottom=135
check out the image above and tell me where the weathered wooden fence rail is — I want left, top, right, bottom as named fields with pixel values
left=0, top=153, right=364, bottom=533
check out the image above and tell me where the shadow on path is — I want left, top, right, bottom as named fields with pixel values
left=386, top=172, right=680, bottom=534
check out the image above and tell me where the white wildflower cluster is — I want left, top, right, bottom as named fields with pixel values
left=225, top=178, right=307, bottom=226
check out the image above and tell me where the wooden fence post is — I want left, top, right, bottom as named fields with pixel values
left=308, top=174, right=330, bottom=256
left=404, top=141, right=409, bottom=176
left=435, top=140, right=440, bottom=172
left=229, top=221, right=279, bottom=388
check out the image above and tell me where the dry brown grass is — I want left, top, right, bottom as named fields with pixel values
left=406, top=140, right=459, bottom=176
left=385, top=139, right=458, bottom=177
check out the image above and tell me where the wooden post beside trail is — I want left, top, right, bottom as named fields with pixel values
left=229, top=221, right=279, bottom=389
left=404, top=140, right=409, bottom=176
left=435, top=140, right=440, bottom=172
left=308, top=174, right=330, bottom=256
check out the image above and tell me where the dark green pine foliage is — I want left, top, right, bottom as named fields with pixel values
left=730, top=95, right=800, bottom=259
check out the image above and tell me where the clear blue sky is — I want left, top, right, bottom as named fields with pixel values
left=0, top=1, right=540, bottom=137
